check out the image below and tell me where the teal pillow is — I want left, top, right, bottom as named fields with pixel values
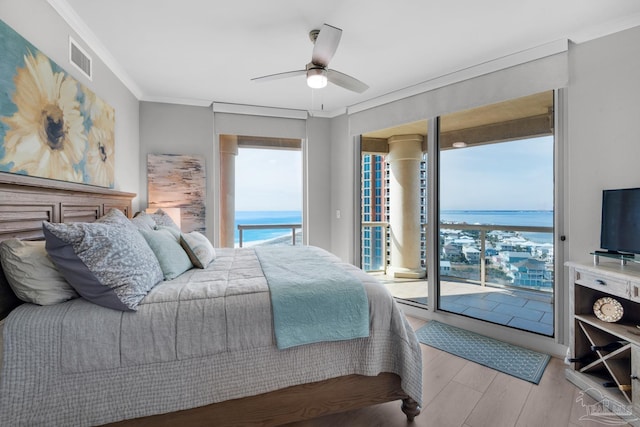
left=139, top=228, right=193, bottom=280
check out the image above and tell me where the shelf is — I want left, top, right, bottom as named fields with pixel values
left=575, top=314, right=640, bottom=346
left=568, top=369, right=632, bottom=405
left=576, top=318, right=633, bottom=401
left=578, top=359, right=605, bottom=373
left=592, top=252, right=640, bottom=266
left=601, top=346, right=632, bottom=362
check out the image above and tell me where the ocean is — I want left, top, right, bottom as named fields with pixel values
left=235, top=210, right=554, bottom=245
left=440, top=210, right=552, bottom=227
left=441, top=210, right=553, bottom=244
left=235, top=211, right=302, bottom=245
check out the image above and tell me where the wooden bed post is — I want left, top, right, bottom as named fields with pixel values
left=402, top=398, right=421, bottom=421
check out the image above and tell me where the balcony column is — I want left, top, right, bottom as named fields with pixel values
left=219, top=134, right=238, bottom=248
left=386, top=134, right=425, bottom=278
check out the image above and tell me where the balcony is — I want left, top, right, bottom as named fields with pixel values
left=375, top=274, right=553, bottom=335
left=362, top=222, right=554, bottom=336
left=237, top=223, right=302, bottom=247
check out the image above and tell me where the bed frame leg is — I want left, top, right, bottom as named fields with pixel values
left=401, top=398, right=420, bottom=421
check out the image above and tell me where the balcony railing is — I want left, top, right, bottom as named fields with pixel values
left=237, top=223, right=302, bottom=248
left=361, top=221, right=554, bottom=290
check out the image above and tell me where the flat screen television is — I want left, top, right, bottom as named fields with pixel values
left=600, top=187, right=640, bottom=255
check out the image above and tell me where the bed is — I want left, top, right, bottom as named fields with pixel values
left=0, top=172, right=422, bottom=426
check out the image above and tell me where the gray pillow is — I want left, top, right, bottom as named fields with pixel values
left=180, top=231, right=216, bottom=268
left=130, top=212, right=156, bottom=231
left=149, top=208, right=180, bottom=230
left=43, top=209, right=163, bottom=311
left=0, top=239, right=78, bottom=305
left=139, top=227, right=193, bottom=280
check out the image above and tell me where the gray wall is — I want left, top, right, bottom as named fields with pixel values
left=305, top=117, right=332, bottom=251
left=330, top=114, right=355, bottom=263
left=1, top=0, right=141, bottom=207
left=139, top=102, right=214, bottom=236
left=566, top=26, right=640, bottom=263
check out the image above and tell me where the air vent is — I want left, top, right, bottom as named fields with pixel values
left=69, top=36, right=92, bottom=80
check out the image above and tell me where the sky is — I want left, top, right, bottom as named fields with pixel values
left=235, top=148, right=302, bottom=211
left=439, top=136, right=554, bottom=210
left=234, top=135, right=554, bottom=212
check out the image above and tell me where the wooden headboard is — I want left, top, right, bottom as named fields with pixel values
left=0, top=172, right=136, bottom=319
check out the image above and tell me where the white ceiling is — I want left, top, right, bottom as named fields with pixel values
left=54, top=0, right=640, bottom=114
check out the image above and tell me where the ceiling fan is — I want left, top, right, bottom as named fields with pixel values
left=251, top=23, right=369, bottom=93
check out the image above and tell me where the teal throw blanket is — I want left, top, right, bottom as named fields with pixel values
left=255, top=246, right=370, bottom=349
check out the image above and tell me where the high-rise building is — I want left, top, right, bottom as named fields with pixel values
left=361, top=153, right=427, bottom=272
left=361, top=154, right=386, bottom=271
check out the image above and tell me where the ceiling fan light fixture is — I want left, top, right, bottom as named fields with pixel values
left=307, top=68, right=328, bottom=89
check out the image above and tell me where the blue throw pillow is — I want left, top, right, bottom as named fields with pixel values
left=43, top=209, right=163, bottom=311
left=139, top=227, right=193, bottom=280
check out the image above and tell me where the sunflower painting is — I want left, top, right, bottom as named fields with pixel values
left=0, top=19, right=115, bottom=188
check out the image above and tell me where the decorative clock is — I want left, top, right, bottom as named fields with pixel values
left=593, top=297, right=624, bottom=322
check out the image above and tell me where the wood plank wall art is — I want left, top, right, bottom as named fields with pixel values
left=147, top=154, right=206, bottom=233
left=0, top=19, right=115, bottom=188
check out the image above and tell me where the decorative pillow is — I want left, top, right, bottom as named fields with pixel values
left=130, top=212, right=156, bottom=231
left=158, top=225, right=181, bottom=240
left=149, top=208, right=180, bottom=230
left=139, top=228, right=193, bottom=280
left=43, top=209, right=163, bottom=311
left=0, top=239, right=78, bottom=305
left=180, top=231, right=216, bottom=268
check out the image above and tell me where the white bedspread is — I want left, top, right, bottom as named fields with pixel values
left=0, top=247, right=422, bottom=426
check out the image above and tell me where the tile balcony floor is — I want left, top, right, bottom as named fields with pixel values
left=372, top=273, right=554, bottom=336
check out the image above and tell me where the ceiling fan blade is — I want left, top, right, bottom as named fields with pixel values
left=311, top=24, right=342, bottom=67
left=327, top=69, right=369, bottom=93
left=251, top=70, right=305, bottom=82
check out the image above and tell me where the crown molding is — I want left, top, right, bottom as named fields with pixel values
left=212, top=102, right=308, bottom=120
left=308, top=107, right=347, bottom=118
left=47, top=0, right=143, bottom=99
left=141, top=95, right=212, bottom=108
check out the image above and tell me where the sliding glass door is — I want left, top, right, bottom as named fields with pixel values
left=358, top=90, right=557, bottom=337
left=437, top=91, right=555, bottom=336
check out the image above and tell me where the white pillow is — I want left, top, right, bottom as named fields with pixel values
left=180, top=231, right=216, bottom=268
left=0, top=239, right=78, bottom=305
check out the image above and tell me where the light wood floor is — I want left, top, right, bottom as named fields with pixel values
left=285, top=316, right=632, bottom=427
